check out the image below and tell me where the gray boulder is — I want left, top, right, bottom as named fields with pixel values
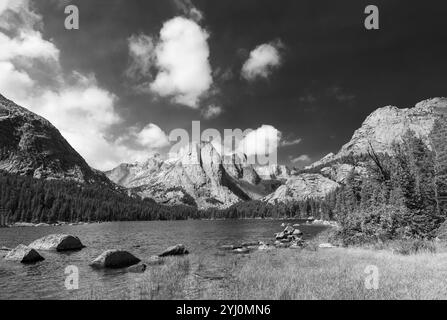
left=159, top=244, right=189, bottom=257
left=284, top=226, right=295, bottom=235
left=4, top=245, right=44, bottom=264
left=147, top=255, right=164, bottom=266
left=90, top=250, right=141, bottom=269
left=275, top=232, right=286, bottom=240
left=126, top=263, right=147, bottom=273
left=29, top=234, right=85, bottom=252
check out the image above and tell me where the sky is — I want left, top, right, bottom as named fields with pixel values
left=1, top=0, right=447, bottom=171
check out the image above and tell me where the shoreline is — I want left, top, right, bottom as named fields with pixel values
left=4, top=217, right=337, bottom=228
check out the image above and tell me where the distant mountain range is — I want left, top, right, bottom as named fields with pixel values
left=105, top=144, right=282, bottom=209
left=1, top=93, right=446, bottom=209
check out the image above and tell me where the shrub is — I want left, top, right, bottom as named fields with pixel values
left=337, top=204, right=410, bottom=246
left=392, top=239, right=437, bottom=255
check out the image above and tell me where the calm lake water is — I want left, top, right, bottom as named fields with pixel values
left=0, top=219, right=327, bottom=300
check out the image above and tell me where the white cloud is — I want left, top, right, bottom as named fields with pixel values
left=0, top=1, right=169, bottom=170
left=134, top=123, right=170, bottom=149
left=281, top=138, right=302, bottom=147
left=150, top=17, right=212, bottom=108
left=241, top=40, right=283, bottom=81
left=201, top=104, right=222, bottom=119
left=237, top=125, right=281, bottom=156
left=291, top=155, right=311, bottom=164
left=128, top=16, right=213, bottom=108
left=0, top=61, right=34, bottom=101
left=0, top=31, right=59, bottom=62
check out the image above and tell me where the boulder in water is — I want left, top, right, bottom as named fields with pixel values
left=292, top=229, right=303, bottom=236
left=29, top=234, right=85, bottom=252
left=4, top=245, right=44, bottom=264
left=159, top=244, right=189, bottom=257
left=90, top=250, right=141, bottom=269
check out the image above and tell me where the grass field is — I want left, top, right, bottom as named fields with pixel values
left=88, top=243, right=447, bottom=300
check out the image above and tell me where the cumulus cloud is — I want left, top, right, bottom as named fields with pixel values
left=127, top=16, right=213, bottom=109
left=0, top=31, right=59, bottom=61
left=237, top=125, right=281, bottom=157
left=0, top=61, right=34, bottom=101
left=280, top=138, right=302, bottom=147
left=150, top=17, right=212, bottom=108
left=133, top=123, right=170, bottom=149
left=201, top=104, right=222, bottom=119
left=291, top=155, right=311, bottom=164
left=173, top=0, right=203, bottom=22
left=241, top=40, right=284, bottom=81
left=0, top=1, right=169, bottom=170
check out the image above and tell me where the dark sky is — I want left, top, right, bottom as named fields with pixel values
left=34, top=0, right=447, bottom=166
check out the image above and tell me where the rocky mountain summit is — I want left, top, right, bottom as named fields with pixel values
left=308, top=98, right=447, bottom=169
left=0, top=94, right=110, bottom=184
left=268, top=98, right=447, bottom=205
left=106, top=143, right=277, bottom=209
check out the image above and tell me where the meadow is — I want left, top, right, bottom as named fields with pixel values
left=86, top=236, right=447, bottom=300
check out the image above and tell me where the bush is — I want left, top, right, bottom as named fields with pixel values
left=337, top=204, right=410, bottom=246
left=392, top=239, right=437, bottom=255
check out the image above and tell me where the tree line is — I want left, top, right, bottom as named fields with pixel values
left=0, top=172, right=199, bottom=223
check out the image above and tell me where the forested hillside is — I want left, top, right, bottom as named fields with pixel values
left=0, top=171, right=199, bottom=223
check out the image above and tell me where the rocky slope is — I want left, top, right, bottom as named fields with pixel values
left=0, top=94, right=110, bottom=184
left=268, top=98, right=447, bottom=205
left=106, top=143, right=276, bottom=209
left=255, top=164, right=295, bottom=180
left=308, top=98, right=447, bottom=169
left=262, top=174, right=339, bottom=204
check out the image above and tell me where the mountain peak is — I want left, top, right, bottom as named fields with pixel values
left=307, top=97, right=447, bottom=168
left=0, top=94, right=111, bottom=184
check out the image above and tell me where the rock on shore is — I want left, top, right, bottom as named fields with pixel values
left=4, top=245, right=44, bottom=264
left=29, top=234, right=85, bottom=252
left=159, top=244, right=189, bottom=257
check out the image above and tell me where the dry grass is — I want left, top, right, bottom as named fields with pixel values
left=228, top=248, right=447, bottom=300
left=85, top=244, right=447, bottom=300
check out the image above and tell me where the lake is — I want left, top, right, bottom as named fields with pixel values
left=0, top=219, right=327, bottom=300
